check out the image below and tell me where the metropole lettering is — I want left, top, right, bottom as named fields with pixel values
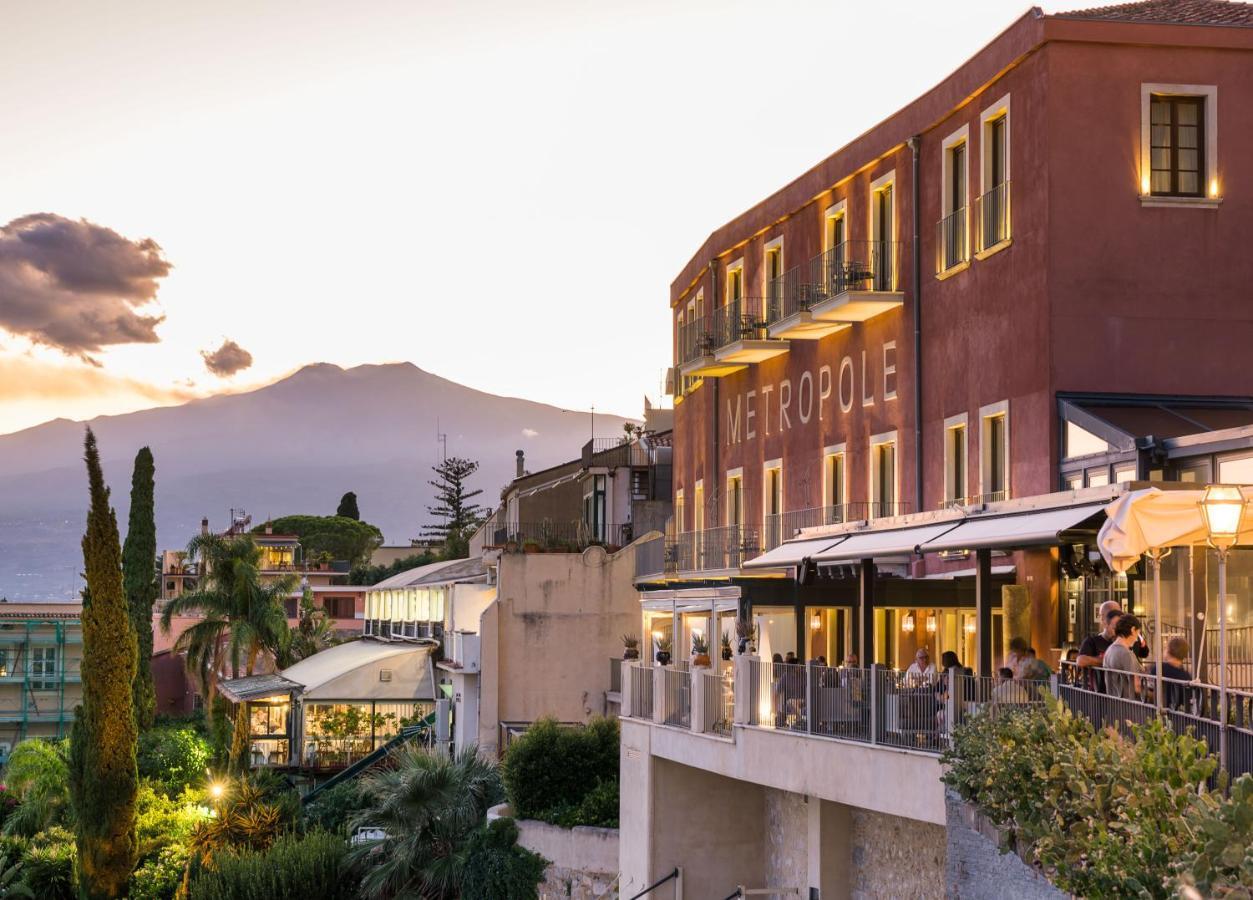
left=725, top=341, right=897, bottom=446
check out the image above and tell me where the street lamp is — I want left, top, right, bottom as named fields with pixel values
left=1200, top=484, right=1248, bottom=772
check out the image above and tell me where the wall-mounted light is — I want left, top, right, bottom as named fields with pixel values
left=1210, top=178, right=1220, bottom=199
left=902, top=613, right=916, bottom=633
left=926, top=614, right=937, bottom=634
left=964, top=619, right=976, bottom=636
left=810, top=613, right=821, bottom=631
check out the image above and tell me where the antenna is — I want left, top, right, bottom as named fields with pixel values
left=436, top=418, right=447, bottom=462
left=591, top=405, right=595, bottom=444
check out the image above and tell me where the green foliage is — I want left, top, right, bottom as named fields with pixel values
left=301, top=781, right=369, bottom=837
left=187, top=831, right=348, bottom=900
left=187, top=776, right=297, bottom=869
left=1174, top=773, right=1253, bottom=897
left=349, top=551, right=440, bottom=586
left=254, top=515, right=382, bottom=568
left=135, top=782, right=208, bottom=864
left=423, top=457, right=486, bottom=559
left=122, top=446, right=158, bottom=731
left=161, top=534, right=295, bottom=687
left=3, top=739, right=71, bottom=836
left=128, top=843, right=188, bottom=900
left=347, top=745, right=504, bottom=900
left=137, top=723, right=212, bottom=797
left=71, top=426, right=140, bottom=899
left=207, top=697, right=233, bottom=767
left=0, top=846, right=32, bottom=899
left=943, top=696, right=1219, bottom=898
left=20, top=826, right=75, bottom=900
left=502, top=717, right=619, bottom=828
left=335, top=492, right=360, bottom=521
left=279, top=587, right=339, bottom=667
left=459, top=818, right=546, bottom=900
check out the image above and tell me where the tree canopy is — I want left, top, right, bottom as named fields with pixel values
left=423, top=457, right=486, bottom=559
left=254, top=515, right=382, bottom=567
left=335, top=492, right=359, bottom=520
left=122, top=446, right=157, bottom=731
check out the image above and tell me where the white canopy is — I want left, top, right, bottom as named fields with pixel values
left=743, top=535, right=848, bottom=569
left=1098, top=486, right=1253, bottom=572
left=281, top=639, right=436, bottom=701
left=813, top=521, right=963, bottom=564
left=922, top=503, right=1108, bottom=554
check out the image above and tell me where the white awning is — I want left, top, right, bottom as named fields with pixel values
left=743, top=536, right=849, bottom=569
left=812, top=522, right=963, bottom=564
left=279, top=639, right=437, bottom=701
left=921, top=503, right=1108, bottom=554
left=1099, top=486, right=1253, bottom=572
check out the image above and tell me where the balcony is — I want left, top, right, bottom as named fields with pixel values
left=582, top=438, right=650, bottom=470
left=763, top=503, right=915, bottom=551
left=936, top=207, right=969, bottom=275
left=765, top=256, right=852, bottom=341
left=711, top=297, right=789, bottom=366
left=486, top=520, right=633, bottom=552
left=635, top=534, right=666, bottom=582
left=665, top=525, right=762, bottom=574
left=678, top=314, right=744, bottom=378
left=439, top=631, right=480, bottom=673
left=806, top=241, right=904, bottom=323
left=974, top=180, right=1011, bottom=253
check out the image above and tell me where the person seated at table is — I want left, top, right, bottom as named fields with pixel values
left=1006, top=636, right=1031, bottom=678
left=905, top=648, right=937, bottom=682
left=991, top=667, right=1032, bottom=704
left=842, top=652, right=859, bottom=669
left=1146, top=635, right=1192, bottom=710
left=1020, top=647, right=1052, bottom=681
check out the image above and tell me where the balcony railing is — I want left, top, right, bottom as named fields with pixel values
left=711, top=296, right=769, bottom=347
left=635, top=534, right=665, bottom=581
left=975, top=180, right=1011, bottom=251
left=767, top=242, right=901, bottom=327
left=487, top=521, right=633, bottom=551
left=936, top=207, right=968, bottom=273
left=659, top=666, right=691, bottom=729
left=678, top=314, right=716, bottom=366
left=665, top=525, right=761, bottom=573
left=582, top=438, right=650, bottom=470
left=363, top=619, right=442, bottom=641
left=701, top=670, right=734, bottom=737
left=629, top=662, right=654, bottom=720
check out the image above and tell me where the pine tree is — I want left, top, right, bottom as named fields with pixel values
left=70, top=428, right=139, bottom=898
left=122, top=447, right=157, bottom=731
left=336, top=491, right=360, bottom=520
left=422, top=457, right=486, bottom=559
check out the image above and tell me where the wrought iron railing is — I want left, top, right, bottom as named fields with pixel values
left=712, top=296, right=770, bottom=348
left=582, top=438, right=650, bottom=469
left=766, top=242, right=901, bottom=325
left=665, top=525, right=762, bottom=573
left=936, top=207, right=968, bottom=272
left=635, top=534, right=665, bottom=581
left=975, top=180, right=1011, bottom=251
left=678, top=314, right=716, bottom=366
left=487, top=520, right=633, bottom=551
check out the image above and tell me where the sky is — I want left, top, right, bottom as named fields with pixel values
left=0, top=0, right=1071, bottom=436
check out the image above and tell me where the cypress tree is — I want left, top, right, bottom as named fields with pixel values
left=70, top=428, right=139, bottom=898
left=336, top=491, right=360, bottom=520
left=122, top=447, right=157, bottom=731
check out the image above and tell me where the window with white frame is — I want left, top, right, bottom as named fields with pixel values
left=726, top=470, right=744, bottom=527
left=693, top=481, right=705, bottom=533
left=979, top=94, right=1011, bottom=250
left=764, top=240, right=784, bottom=317
left=726, top=259, right=744, bottom=306
left=869, top=172, right=896, bottom=290
left=980, top=401, right=1010, bottom=502
left=1141, top=84, right=1218, bottom=201
left=30, top=647, right=57, bottom=691
left=824, top=445, right=846, bottom=521
left=939, top=126, right=969, bottom=272
left=869, top=432, right=898, bottom=518
left=823, top=201, right=847, bottom=291
left=763, top=461, right=783, bottom=546
left=944, top=414, right=968, bottom=505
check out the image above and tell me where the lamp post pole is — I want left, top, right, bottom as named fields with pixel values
left=1148, top=548, right=1166, bottom=715
left=1218, top=544, right=1229, bottom=772
left=1199, top=484, right=1246, bottom=775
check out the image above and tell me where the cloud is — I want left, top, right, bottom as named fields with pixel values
left=200, top=339, right=253, bottom=377
left=0, top=213, right=171, bottom=363
left=521, top=428, right=539, bottom=438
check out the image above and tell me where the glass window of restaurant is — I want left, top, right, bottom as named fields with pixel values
left=873, top=607, right=984, bottom=672
left=806, top=607, right=853, bottom=666
left=753, top=607, right=797, bottom=661
left=248, top=697, right=290, bottom=767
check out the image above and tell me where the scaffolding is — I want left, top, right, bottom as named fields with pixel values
left=0, top=616, right=81, bottom=757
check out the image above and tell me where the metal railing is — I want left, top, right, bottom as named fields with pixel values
left=712, top=296, right=771, bottom=349
left=678, top=314, right=716, bottom=366
left=659, top=666, right=690, bottom=729
left=629, top=662, right=654, bottom=720
left=608, top=658, right=623, bottom=694
left=582, top=438, right=650, bottom=470
left=487, top=520, right=633, bottom=551
left=975, top=180, right=1011, bottom=251
left=634, top=534, right=665, bottom=581
left=702, top=670, right=734, bottom=737
left=766, top=242, right=901, bottom=325
left=937, top=207, right=968, bottom=272
left=363, top=619, right=441, bottom=641
left=666, top=525, right=762, bottom=573
left=761, top=502, right=913, bottom=551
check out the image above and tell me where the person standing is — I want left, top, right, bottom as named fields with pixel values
left=1077, top=606, right=1122, bottom=691
left=1103, top=614, right=1144, bottom=701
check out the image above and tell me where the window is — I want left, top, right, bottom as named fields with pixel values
left=726, top=472, right=744, bottom=527
left=1219, top=453, right=1253, bottom=484
left=1087, top=469, right=1109, bottom=488
left=1064, top=421, right=1110, bottom=459
left=939, top=127, right=969, bottom=272
left=30, top=647, right=56, bottom=691
left=1150, top=96, right=1204, bottom=197
left=583, top=474, right=606, bottom=541
left=1114, top=465, right=1137, bottom=484
left=726, top=260, right=744, bottom=306
left=694, top=482, right=704, bottom=533
left=979, top=94, right=1011, bottom=250
left=870, top=172, right=895, bottom=290
left=1140, top=84, right=1218, bottom=202
left=674, top=488, right=685, bottom=532
left=764, top=240, right=784, bottom=316
left=870, top=432, right=898, bottom=518
left=980, top=401, right=1009, bottom=502
left=0, top=650, right=7, bottom=678
left=824, top=445, right=846, bottom=519
left=944, top=415, right=968, bottom=505
left=823, top=201, right=847, bottom=291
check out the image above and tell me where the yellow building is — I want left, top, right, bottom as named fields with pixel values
left=0, top=603, right=83, bottom=762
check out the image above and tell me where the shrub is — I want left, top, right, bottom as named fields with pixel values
left=1174, top=772, right=1253, bottom=897
left=188, top=831, right=348, bottom=900
left=302, top=781, right=369, bottom=836
left=3, top=739, right=71, bottom=836
left=136, top=782, right=209, bottom=863
left=19, top=827, right=75, bottom=900
left=502, top=717, right=619, bottom=827
left=129, top=843, right=189, bottom=900
left=459, top=818, right=547, bottom=900
left=138, top=724, right=212, bottom=797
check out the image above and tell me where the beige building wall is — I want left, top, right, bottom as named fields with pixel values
left=0, top=613, right=84, bottom=753
left=475, top=541, right=638, bottom=756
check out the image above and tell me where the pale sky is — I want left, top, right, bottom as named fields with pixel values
left=0, top=0, right=1069, bottom=435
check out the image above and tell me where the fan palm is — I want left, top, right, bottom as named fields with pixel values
left=347, top=745, right=504, bottom=899
left=3, top=738, right=71, bottom=837
left=159, top=534, right=296, bottom=692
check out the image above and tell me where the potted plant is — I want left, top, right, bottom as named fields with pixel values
left=316, top=550, right=333, bottom=571
left=721, top=632, right=733, bottom=661
left=655, top=636, right=672, bottom=667
left=522, top=540, right=541, bottom=553
left=622, top=634, right=640, bottom=661
left=735, top=617, right=755, bottom=655
left=692, top=634, right=711, bottom=668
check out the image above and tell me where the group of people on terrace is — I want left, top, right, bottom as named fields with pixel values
left=1071, top=599, right=1194, bottom=706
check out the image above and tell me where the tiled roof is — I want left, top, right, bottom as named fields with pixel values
left=0, top=603, right=82, bottom=619
left=1056, top=0, right=1253, bottom=26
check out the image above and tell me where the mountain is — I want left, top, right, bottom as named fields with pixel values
left=0, top=363, right=632, bottom=600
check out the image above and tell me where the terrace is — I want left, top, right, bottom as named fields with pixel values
left=677, top=296, right=789, bottom=379
left=766, top=241, right=903, bottom=339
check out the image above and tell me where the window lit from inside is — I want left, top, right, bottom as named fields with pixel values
left=1150, top=96, right=1204, bottom=197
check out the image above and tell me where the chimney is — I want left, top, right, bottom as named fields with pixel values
left=516, top=449, right=525, bottom=478
left=201, top=517, right=209, bottom=536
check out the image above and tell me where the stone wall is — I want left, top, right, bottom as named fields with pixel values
left=488, top=803, right=619, bottom=900
left=943, top=790, right=1066, bottom=900
left=764, top=789, right=809, bottom=893
left=850, top=807, right=947, bottom=899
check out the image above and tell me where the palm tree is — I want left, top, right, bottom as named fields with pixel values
left=160, top=534, right=297, bottom=692
left=3, top=738, right=71, bottom=837
left=277, top=585, right=338, bottom=668
left=347, top=745, right=504, bottom=899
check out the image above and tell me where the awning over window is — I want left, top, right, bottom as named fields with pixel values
left=742, top=536, right=849, bottom=570
left=920, top=503, right=1108, bottom=555
left=812, top=522, right=963, bottom=565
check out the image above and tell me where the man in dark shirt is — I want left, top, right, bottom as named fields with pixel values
left=1147, top=635, right=1194, bottom=710
left=1077, top=605, right=1121, bottom=691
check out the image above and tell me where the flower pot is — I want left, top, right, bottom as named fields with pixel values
left=694, top=653, right=711, bottom=668
left=623, top=648, right=639, bottom=660
left=656, top=651, right=671, bottom=666
left=722, top=648, right=733, bottom=661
